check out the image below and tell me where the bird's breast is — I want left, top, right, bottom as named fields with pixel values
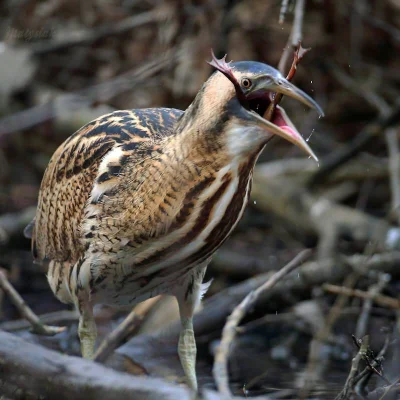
left=89, top=149, right=261, bottom=306
left=124, top=152, right=259, bottom=277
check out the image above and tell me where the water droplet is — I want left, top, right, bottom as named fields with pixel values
left=253, top=200, right=257, bottom=205
left=310, top=80, right=313, bottom=83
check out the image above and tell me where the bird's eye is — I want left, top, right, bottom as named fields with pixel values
left=241, top=78, right=252, bottom=88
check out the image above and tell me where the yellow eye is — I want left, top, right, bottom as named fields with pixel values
left=241, top=78, right=252, bottom=88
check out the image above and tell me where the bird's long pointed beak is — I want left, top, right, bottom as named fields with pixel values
left=270, top=78, right=324, bottom=117
left=247, top=107, right=318, bottom=161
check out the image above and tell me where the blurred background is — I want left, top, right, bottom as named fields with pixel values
left=1, top=0, right=400, bottom=399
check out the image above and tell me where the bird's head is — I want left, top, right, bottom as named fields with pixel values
left=187, top=52, right=323, bottom=161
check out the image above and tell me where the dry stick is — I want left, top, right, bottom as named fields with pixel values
left=279, top=0, right=290, bottom=24
left=264, top=43, right=311, bottom=122
left=355, top=273, right=390, bottom=338
left=378, top=376, right=400, bottom=400
left=277, top=0, right=307, bottom=73
left=213, top=249, right=312, bottom=397
left=277, top=34, right=294, bottom=75
left=385, top=128, right=400, bottom=224
left=298, top=272, right=359, bottom=399
left=323, top=283, right=400, bottom=309
left=292, top=0, right=306, bottom=47
left=0, top=269, right=65, bottom=336
left=335, top=336, right=370, bottom=400
left=94, top=296, right=160, bottom=363
left=0, top=330, right=192, bottom=400
left=0, top=309, right=79, bottom=332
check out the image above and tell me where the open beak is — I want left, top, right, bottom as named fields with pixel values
left=245, top=77, right=323, bottom=162
left=270, top=78, right=324, bottom=117
left=247, top=107, right=318, bottom=161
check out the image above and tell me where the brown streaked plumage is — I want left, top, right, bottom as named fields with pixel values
left=29, top=53, right=323, bottom=391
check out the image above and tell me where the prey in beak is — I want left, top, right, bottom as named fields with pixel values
left=208, top=52, right=323, bottom=161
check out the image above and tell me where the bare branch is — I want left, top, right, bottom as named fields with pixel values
left=292, top=0, right=306, bottom=47
left=323, top=283, right=400, bottom=309
left=0, top=269, right=65, bottom=336
left=212, top=249, right=312, bottom=396
left=94, top=297, right=160, bottom=363
left=0, top=330, right=191, bottom=400
left=385, top=128, right=400, bottom=224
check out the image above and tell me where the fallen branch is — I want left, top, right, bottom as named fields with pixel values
left=115, top=253, right=400, bottom=380
left=0, top=309, right=78, bottom=332
left=0, top=269, right=65, bottom=336
left=252, top=165, right=400, bottom=259
left=212, top=249, right=312, bottom=397
left=94, top=296, right=160, bottom=363
left=0, top=330, right=191, bottom=400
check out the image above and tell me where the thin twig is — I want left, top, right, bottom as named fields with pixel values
left=264, top=43, right=310, bottom=121
left=378, top=376, right=400, bottom=400
left=0, top=309, right=79, bottom=332
left=292, top=0, right=306, bottom=47
left=0, top=269, right=65, bottom=336
left=299, top=272, right=359, bottom=399
left=279, top=0, right=290, bottom=24
left=94, top=296, right=160, bottom=363
left=213, top=249, right=312, bottom=397
left=335, top=336, right=370, bottom=400
left=277, top=35, right=294, bottom=74
left=385, top=128, right=400, bottom=224
left=355, top=273, right=390, bottom=338
left=323, top=283, right=400, bottom=309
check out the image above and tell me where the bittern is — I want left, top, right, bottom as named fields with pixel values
left=28, top=53, right=322, bottom=391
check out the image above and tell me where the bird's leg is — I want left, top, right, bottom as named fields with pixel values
left=178, top=315, right=197, bottom=391
left=77, top=294, right=97, bottom=359
left=176, top=265, right=209, bottom=391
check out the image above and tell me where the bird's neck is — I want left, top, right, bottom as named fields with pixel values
left=170, top=74, right=268, bottom=170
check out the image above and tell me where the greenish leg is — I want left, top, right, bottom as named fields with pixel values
left=77, top=297, right=97, bottom=359
left=176, top=264, right=209, bottom=392
left=178, top=316, right=198, bottom=391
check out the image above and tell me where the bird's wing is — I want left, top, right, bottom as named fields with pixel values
left=32, top=108, right=183, bottom=263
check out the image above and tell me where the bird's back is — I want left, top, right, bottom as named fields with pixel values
left=32, top=108, right=183, bottom=265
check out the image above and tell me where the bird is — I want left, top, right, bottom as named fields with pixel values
left=28, top=52, right=323, bottom=391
